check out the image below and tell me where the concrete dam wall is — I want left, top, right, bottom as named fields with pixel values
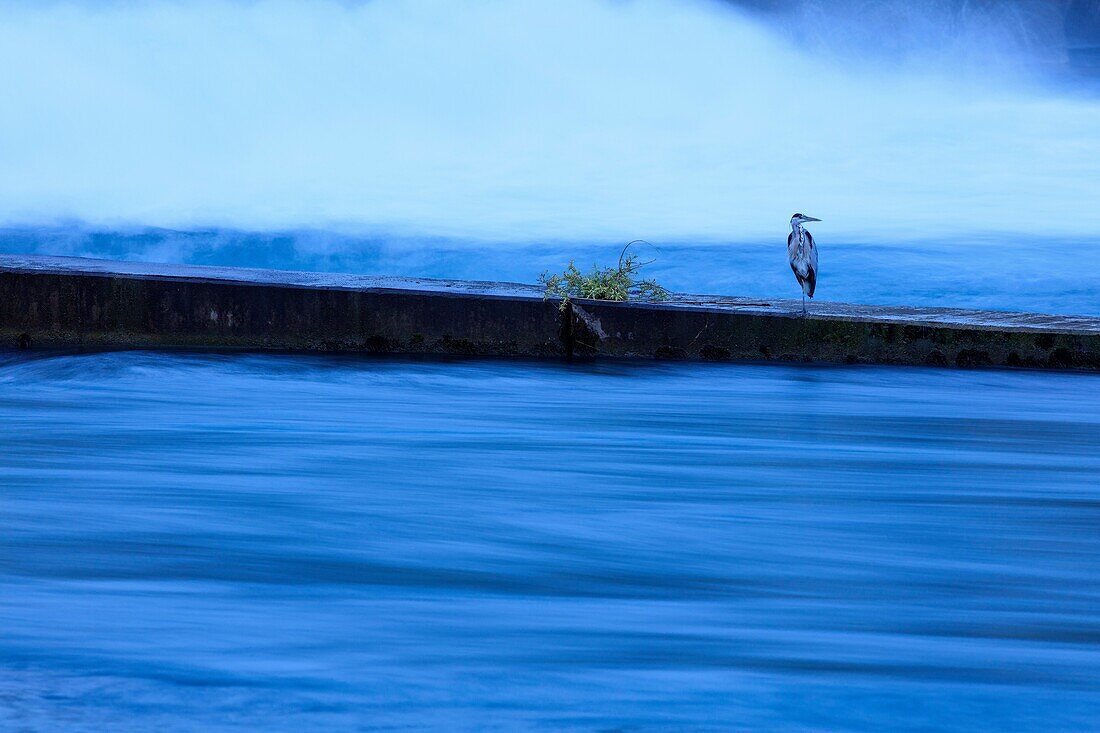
left=2, top=254, right=1099, bottom=370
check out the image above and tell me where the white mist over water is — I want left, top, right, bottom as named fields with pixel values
left=0, top=0, right=1098, bottom=242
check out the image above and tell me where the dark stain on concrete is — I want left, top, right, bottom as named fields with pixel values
left=699, top=344, right=731, bottom=361
left=2, top=262, right=1099, bottom=372
left=1049, top=347, right=1075, bottom=369
left=654, top=345, right=688, bottom=360
left=955, top=349, right=992, bottom=368
left=925, top=349, right=948, bottom=367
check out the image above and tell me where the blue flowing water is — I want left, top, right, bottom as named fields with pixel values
left=3, top=0, right=1100, bottom=726
left=2, top=352, right=1099, bottom=731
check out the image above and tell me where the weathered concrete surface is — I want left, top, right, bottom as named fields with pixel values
left=0, top=255, right=563, bottom=357
left=3, top=254, right=1100, bottom=370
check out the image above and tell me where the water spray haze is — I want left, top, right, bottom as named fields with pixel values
left=0, top=0, right=1097, bottom=241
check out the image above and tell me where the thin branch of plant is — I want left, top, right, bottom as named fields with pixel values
left=538, top=240, right=670, bottom=311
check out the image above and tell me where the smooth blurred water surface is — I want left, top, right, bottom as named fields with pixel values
left=2, top=1, right=1099, bottom=240
left=3, top=2, right=1098, bottom=727
left=2, top=351, right=1099, bottom=731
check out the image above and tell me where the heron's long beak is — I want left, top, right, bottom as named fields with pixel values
left=802, top=216, right=821, bottom=222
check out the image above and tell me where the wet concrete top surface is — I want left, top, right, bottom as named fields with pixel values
left=4, top=253, right=1100, bottom=335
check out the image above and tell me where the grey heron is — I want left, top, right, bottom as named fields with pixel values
left=787, top=213, right=820, bottom=315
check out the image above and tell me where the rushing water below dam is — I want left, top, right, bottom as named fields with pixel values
left=1, top=352, right=1098, bottom=731
left=3, top=0, right=1100, bottom=727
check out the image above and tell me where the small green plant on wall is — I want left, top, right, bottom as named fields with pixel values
left=539, top=241, right=670, bottom=312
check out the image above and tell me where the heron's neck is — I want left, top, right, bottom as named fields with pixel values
left=791, top=222, right=804, bottom=239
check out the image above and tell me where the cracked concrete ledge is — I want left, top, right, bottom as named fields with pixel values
left=2, top=254, right=1099, bottom=370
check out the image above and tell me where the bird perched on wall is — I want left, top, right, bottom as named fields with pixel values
left=787, top=213, right=820, bottom=315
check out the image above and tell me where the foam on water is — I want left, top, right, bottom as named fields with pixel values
left=0, top=0, right=1098, bottom=241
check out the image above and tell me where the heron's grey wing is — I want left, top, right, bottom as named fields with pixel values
left=788, top=232, right=807, bottom=289
left=790, top=261, right=806, bottom=287
left=805, top=231, right=818, bottom=297
left=804, top=262, right=817, bottom=297
left=788, top=231, right=810, bottom=291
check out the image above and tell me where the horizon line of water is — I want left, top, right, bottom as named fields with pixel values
left=3, top=224, right=1097, bottom=316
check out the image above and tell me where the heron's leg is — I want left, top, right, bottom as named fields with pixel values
left=801, top=293, right=806, bottom=316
